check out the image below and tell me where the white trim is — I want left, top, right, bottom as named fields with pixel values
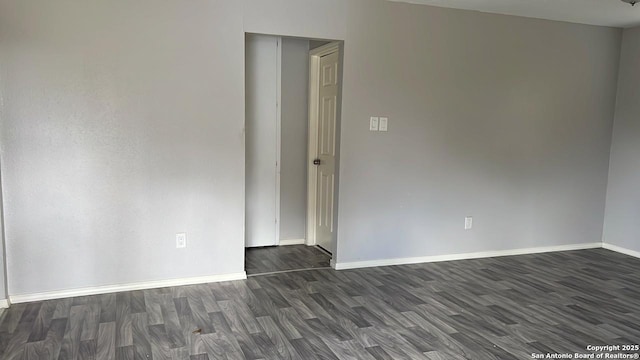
left=334, top=243, right=602, bottom=270
left=306, top=49, right=320, bottom=246
left=278, top=238, right=306, bottom=246
left=0, top=298, right=9, bottom=309
left=603, top=243, right=640, bottom=259
left=9, top=272, right=247, bottom=304
left=306, top=41, right=341, bottom=247
left=275, top=36, right=282, bottom=247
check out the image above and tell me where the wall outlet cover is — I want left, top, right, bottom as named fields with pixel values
left=176, top=233, right=187, bottom=248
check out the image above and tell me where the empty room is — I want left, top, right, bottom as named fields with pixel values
left=1, top=0, right=639, bottom=359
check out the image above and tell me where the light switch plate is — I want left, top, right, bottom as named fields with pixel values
left=464, top=217, right=473, bottom=230
left=379, top=117, right=388, bottom=131
left=370, top=117, right=379, bottom=131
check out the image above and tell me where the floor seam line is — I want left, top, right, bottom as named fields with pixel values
left=247, top=267, right=333, bottom=277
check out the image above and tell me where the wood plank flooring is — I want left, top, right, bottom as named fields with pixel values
left=245, top=245, right=331, bottom=275
left=1, top=248, right=639, bottom=359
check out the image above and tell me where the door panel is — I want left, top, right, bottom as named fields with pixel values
left=320, top=96, right=336, bottom=156
left=315, top=51, right=339, bottom=252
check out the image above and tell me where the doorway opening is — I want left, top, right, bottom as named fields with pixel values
left=244, top=34, right=343, bottom=275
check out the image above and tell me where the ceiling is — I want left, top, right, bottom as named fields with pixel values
left=388, top=0, right=640, bottom=28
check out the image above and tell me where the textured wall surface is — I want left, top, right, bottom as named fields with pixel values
left=602, top=26, right=640, bottom=253
left=0, top=167, right=6, bottom=301
left=0, top=0, right=623, bottom=296
left=0, top=0, right=246, bottom=295
left=335, top=0, right=620, bottom=264
left=280, top=38, right=310, bottom=241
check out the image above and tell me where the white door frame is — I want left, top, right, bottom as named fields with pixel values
left=306, top=41, right=341, bottom=247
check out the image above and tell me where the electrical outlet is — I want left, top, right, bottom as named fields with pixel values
left=176, top=233, right=187, bottom=248
left=464, top=217, right=473, bottom=230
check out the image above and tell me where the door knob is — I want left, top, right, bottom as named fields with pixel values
left=313, top=159, right=321, bottom=165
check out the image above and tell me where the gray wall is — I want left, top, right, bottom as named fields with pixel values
left=335, top=0, right=621, bottom=264
left=245, top=34, right=280, bottom=247
left=0, top=0, right=623, bottom=296
left=280, top=38, right=309, bottom=241
left=0, top=0, right=246, bottom=296
left=310, top=41, right=331, bottom=50
left=602, top=26, right=640, bottom=253
left=0, top=167, right=6, bottom=301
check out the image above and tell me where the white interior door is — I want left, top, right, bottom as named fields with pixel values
left=314, top=50, right=339, bottom=252
left=245, top=34, right=280, bottom=248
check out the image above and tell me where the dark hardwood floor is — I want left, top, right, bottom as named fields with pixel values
left=245, top=245, right=331, bottom=275
left=1, top=248, right=639, bottom=359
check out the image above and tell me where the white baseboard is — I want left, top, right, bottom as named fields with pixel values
left=278, top=239, right=306, bottom=246
left=334, top=243, right=602, bottom=270
left=9, top=272, right=247, bottom=304
left=0, top=299, right=9, bottom=309
left=603, top=243, right=640, bottom=259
